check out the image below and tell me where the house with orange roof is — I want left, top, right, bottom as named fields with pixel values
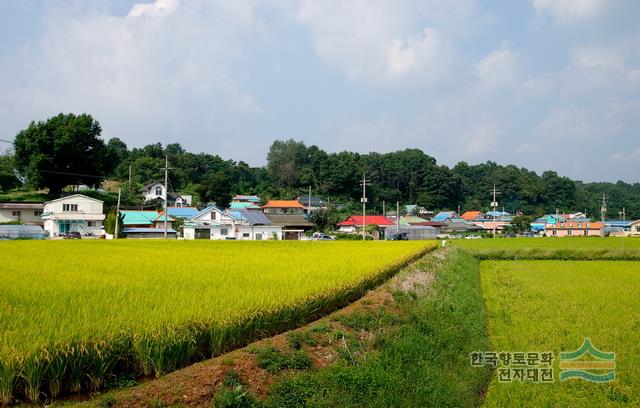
left=262, top=200, right=304, bottom=215
left=461, top=210, right=484, bottom=221
left=544, top=221, right=604, bottom=237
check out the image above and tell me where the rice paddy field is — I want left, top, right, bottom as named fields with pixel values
left=453, top=237, right=640, bottom=260
left=0, top=240, right=432, bottom=403
left=481, top=260, right=640, bottom=407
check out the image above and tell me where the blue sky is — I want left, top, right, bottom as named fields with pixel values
left=1, top=0, right=639, bottom=182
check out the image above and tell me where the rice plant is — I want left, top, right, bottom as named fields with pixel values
left=0, top=240, right=432, bottom=402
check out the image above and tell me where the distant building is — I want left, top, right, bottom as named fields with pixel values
left=42, top=194, right=105, bottom=237
left=232, top=195, right=261, bottom=204
left=628, top=220, right=640, bottom=236
left=122, top=228, right=177, bottom=239
left=337, top=215, right=394, bottom=239
left=461, top=211, right=484, bottom=221
left=166, top=206, right=199, bottom=219
left=297, top=195, right=327, bottom=212
left=139, top=182, right=191, bottom=206
left=0, top=203, right=44, bottom=226
left=431, top=211, right=459, bottom=223
left=544, top=221, right=604, bottom=237
left=120, top=210, right=175, bottom=230
left=262, top=200, right=304, bottom=215
left=183, top=205, right=282, bottom=240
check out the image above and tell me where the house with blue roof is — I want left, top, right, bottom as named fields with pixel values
left=166, top=206, right=199, bottom=219
left=431, top=211, right=458, bottom=223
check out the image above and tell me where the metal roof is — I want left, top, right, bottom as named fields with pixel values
left=0, top=202, right=44, bottom=209
left=235, top=210, right=272, bottom=225
left=167, top=207, right=199, bottom=218
left=122, top=227, right=177, bottom=233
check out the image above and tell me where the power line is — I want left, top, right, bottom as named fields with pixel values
left=0, top=138, right=13, bottom=144
left=39, top=169, right=105, bottom=179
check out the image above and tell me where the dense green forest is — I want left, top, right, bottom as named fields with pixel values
left=1, top=114, right=638, bottom=219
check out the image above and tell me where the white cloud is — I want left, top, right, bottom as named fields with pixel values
left=610, top=149, right=640, bottom=161
left=295, top=0, right=461, bottom=86
left=471, top=45, right=519, bottom=89
left=531, top=0, right=606, bottom=22
left=0, top=0, right=264, bottom=149
left=128, top=0, right=180, bottom=18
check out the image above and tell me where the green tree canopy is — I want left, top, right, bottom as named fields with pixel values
left=13, top=113, right=110, bottom=194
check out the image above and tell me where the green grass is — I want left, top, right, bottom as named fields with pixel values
left=261, top=249, right=492, bottom=408
left=0, top=240, right=432, bottom=403
left=481, top=260, right=640, bottom=407
left=452, top=237, right=640, bottom=260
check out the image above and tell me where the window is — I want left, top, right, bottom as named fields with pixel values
left=255, top=233, right=263, bottom=240
left=221, top=228, right=228, bottom=236
left=155, top=186, right=163, bottom=196
left=211, top=211, right=217, bottom=220
left=88, top=221, right=95, bottom=227
left=243, top=233, right=250, bottom=238
left=567, top=230, right=573, bottom=236
left=63, top=204, right=78, bottom=212
left=34, top=211, right=42, bottom=216
left=12, top=210, right=21, bottom=217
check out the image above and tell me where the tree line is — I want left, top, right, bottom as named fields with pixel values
left=1, top=113, right=638, bottom=219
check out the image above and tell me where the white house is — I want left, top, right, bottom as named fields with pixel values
left=42, top=194, right=105, bottom=237
left=140, top=182, right=191, bottom=206
left=183, top=206, right=282, bottom=240
left=629, top=219, right=640, bottom=237
left=0, top=203, right=44, bottom=225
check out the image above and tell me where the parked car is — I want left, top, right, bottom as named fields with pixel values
left=312, top=232, right=335, bottom=241
left=64, top=231, right=82, bottom=239
left=388, top=232, right=409, bottom=241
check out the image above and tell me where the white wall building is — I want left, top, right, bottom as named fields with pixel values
left=183, top=206, right=282, bottom=240
left=42, top=194, right=105, bottom=237
left=0, top=203, right=44, bottom=225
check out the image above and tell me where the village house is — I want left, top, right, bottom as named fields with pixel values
left=120, top=211, right=175, bottom=230
left=337, top=215, right=394, bottom=239
left=229, top=195, right=262, bottom=210
left=0, top=202, right=44, bottom=226
left=139, top=182, right=192, bottom=207
left=42, top=194, right=105, bottom=237
left=544, top=221, right=605, bottom=237
left=431, top=211, right=459, bottom=223
left=628, top=219, right=640, bottom=236
left=460, top=210, right=484, bottom=221
left=183, top=205, right=282, bottom=240
left=262, top=200, right=304, bottom=214
left=297, top=195, right=327, bottom=212
left=166, top=206, right=199, bottom=219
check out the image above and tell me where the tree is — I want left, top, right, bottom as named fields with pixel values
left=510, top=215, right=533, bottom=234
left=0, top=150, right=21, bottom=192
left=198, top=172, right=232, bottom=208
left=13, top=113, right=110, bottom=194
left=104, top=211, right=125, bottom=238
left=307, top=207, right=341, bottom=233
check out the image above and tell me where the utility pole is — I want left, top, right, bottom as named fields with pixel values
left=382, top=201, right=386, bottom=217
left=308, top=185, right=312, bottom=213
left=163, top=155, right=169, bottom=239
left=619, top=207, right=626, bottom=222
left=555, top=207, right=559, bottom=237
left=396, top=201, right=400, bottom=235
left=360, top=173, right=370, bottom=240
left=600, top=193, right=607, bottom=223
left=490, top=184, right=500, bottom=238
left=128, top=164, right=132, bottom=193
left=115, top=188, right=121, bottom=239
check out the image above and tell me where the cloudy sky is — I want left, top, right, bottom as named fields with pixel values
left=1, top=0, right=639, bottom=182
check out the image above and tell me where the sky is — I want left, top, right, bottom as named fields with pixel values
left=0, top=0, right=639, bottom=182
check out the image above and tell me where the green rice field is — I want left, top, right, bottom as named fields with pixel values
left=481, top=260, right=640, bottom=407
left=453, top=237, right=640, bottom=260
left=0, top=240, right=432, bottom=403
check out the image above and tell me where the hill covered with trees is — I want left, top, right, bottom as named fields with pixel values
left=1, top=114, right=638, bottom=219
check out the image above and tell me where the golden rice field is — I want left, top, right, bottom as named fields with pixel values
left=0, top=240, right=433, bottom=403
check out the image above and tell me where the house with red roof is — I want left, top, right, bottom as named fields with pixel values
left=337, top=215, right=394, bottom=239
left=461, top=210, right=484, bottom=221
left=262, top=200, right=304, bottom=215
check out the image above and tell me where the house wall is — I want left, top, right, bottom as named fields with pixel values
left=628, top=222, right=640, bottom=236
left=546, top=228, right=603, bottom=237
left=0, top=208, right=44, bottom=225
left=143, top=183, right=165, bottom=202
left=43, top=196, right=105, bottom=236
left=183, top=225, right=282, bottom=240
